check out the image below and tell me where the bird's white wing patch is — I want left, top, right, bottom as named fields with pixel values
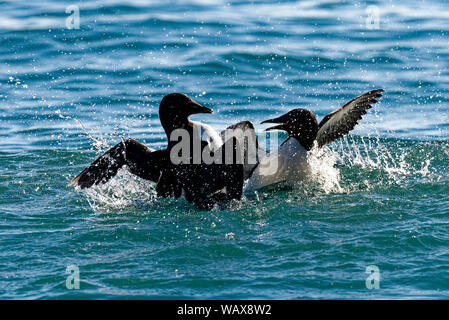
left=191, top=121, right=223, bottom=151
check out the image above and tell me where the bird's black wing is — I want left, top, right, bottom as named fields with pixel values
left=178, top=137, right=244, bottom=210
left=219, top=121, right=263, bottom=179
left=315, top=89, right=384, bottom=148
left=68, top=138, right=168, bottom=189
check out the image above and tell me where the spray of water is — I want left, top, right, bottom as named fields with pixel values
left=70, top=123, right=446, bottom=213
left=82, top=168, right=158, bottom=213
left=306, top=144, right=343, bottom=194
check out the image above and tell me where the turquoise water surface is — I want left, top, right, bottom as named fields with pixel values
left=1, top=0, right=449, bottom=299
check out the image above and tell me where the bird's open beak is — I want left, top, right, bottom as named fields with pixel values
left=261, top=116, right=286, bottom=131
left=188, top=99, right=213, bottom=114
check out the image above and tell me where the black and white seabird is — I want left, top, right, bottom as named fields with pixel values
left=69, top=93, right=245, bottom=209
left=246, top=89, right=384, bottom=190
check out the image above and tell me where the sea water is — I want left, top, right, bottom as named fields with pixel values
left=1, top=0, right=449, bottom=299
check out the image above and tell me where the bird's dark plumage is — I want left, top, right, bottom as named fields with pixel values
left=261, top=89, right=384, bottom=150
left=69, top=93, right=245, bottom=210
left=246, top=89, right=384, bottom=191
left=219, top=121, right=263, bottom=179
left=68, top=138, right=167, bottom=189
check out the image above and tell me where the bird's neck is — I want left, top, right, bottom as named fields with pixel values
left=289, top=133, right=316, bottom=151
left=161, top=116, right=190, bottom=137
left=163, top=119, right=196, bottom=149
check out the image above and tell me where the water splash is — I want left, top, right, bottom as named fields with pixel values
left=75, top=132, right=448, bottom=213
left=307, top=144, right=343, bottom=194
left=328, top=135, right=447, bottom=192
left=56, top=109, right=110, bottom=151
left=82, top=168, right=158, bottom=213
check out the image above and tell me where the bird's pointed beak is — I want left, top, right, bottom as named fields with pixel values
left=261, top=116, right=286, bottom=131
left=188, top=99, right=213, bottom=115
left=264, top=123, right=286, bottom=131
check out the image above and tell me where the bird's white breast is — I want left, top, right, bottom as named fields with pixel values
left=191, top=120, right=223, bottom=151
left=245, top=137, right=310, bottom=191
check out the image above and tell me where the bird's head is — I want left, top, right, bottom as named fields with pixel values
left=261, top=108, right=319, bottom=151
left=159, top=93, right=212, bottom=133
